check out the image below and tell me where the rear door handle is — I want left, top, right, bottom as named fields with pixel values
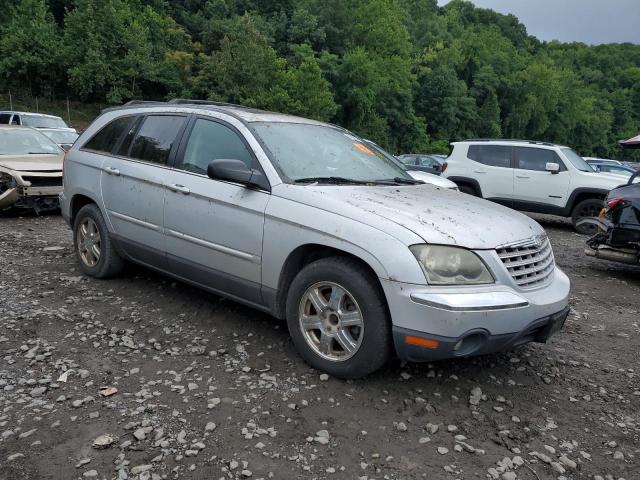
left=473, top=170, right=487, bottom=174
left=168, top=184, right=191, bottom=195
left=516, top=175, right=530, bottom=179
left=104, top=167, right=120, bottom=176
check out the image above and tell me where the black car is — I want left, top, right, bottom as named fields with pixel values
left=397, top=154, right=447, bottom=175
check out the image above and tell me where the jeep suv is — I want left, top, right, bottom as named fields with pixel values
left=444, top=139, right=629, bottom=233
left=60, top=101, right=570, bottom=378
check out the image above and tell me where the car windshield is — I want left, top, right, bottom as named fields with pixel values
left=561, top=148, right=594, bottom=172
left=42, top=130, right=78, bottom=144
left=21, top=115, right=69, bottom=129
left=251, top=123, right=411, bottom=183
left=0, top=129, right=62, bottom=155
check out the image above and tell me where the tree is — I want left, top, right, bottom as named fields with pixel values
left=0, top=0, right=62, bottom=96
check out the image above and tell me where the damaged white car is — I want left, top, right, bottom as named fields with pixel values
left=0, top=126, right=64, bottom=213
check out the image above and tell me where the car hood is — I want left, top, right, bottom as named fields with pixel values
left=275, top=184, right=543, bottom=249
left=579, top=171, right=631, bottom=188
left=0, top=154, right=63, bottom=172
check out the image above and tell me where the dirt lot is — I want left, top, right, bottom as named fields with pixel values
left=0, top=213, right=638, bottom=480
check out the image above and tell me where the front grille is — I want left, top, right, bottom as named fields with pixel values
left=22, top=176, right=62, bottom=187
left=496, top=236, right=554, bottom=288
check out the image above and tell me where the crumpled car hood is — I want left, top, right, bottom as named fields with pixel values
left=275, top=183, right=544, bottom=249
left=0, top=154, right=63, bottom=172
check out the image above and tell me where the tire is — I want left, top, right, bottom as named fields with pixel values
left=571, top=198, right=604, bottom=234
left=458, top=184, right=477, bottom=196
left=285, top=257, right=392, bottom=379
left=73, top=203, right=125, bottom=278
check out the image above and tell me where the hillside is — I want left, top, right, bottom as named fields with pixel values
left=1, top=0, right=639, bottom=159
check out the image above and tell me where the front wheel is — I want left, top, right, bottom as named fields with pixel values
left=572, top=198, right=603, bottom=234
left=286, top=257, right=392, bottom=379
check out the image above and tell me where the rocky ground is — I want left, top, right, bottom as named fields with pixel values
left=0, top=213, right=638, bottom=480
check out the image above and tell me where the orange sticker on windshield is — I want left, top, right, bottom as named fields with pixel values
left=353, top=142, right=375, bottom=155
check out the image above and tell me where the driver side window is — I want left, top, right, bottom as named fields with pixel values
left=177, top=118, right=254, bottom=175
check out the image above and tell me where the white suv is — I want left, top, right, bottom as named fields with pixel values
left=444, top=139, right=629, bottom=232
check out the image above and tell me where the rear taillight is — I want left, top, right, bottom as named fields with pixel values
left=441, top=162, right=448, bottom=173
left=607, top=197, right=624, bottom=208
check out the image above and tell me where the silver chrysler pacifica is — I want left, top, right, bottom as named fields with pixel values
left=60, top=100, right=570, bottom=378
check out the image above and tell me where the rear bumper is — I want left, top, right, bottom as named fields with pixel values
left=393, top=306, right=570, bottom=362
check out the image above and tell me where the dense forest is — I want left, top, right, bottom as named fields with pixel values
left=1, top=0, right=639, bottom=159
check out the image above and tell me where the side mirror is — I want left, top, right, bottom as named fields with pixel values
left=545, top=162, right=560, bottom=174
left=207, top=159, right=269, bottom=190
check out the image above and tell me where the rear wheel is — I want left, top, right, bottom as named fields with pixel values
left=73, top=204, right=125, bottom=278
left=286, top=257, right=391, bottom=378
left=572, top=198, right=604, bottom=234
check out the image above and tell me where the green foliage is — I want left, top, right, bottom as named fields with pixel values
left=0, top=0, right=639, bottom=159
left=0, top=0, right=62, bottom=95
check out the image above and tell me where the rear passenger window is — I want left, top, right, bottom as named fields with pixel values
left=467, top=145, right=512, bottom=168
left=0, top=114, right=10, bottom=124
left=129, top=115, right=185, bottom=165
left=84, top=116, right=134, bottom=153
left=514, top=147, right=563, bottom=171
left=176, top=118, right=254, bottom=174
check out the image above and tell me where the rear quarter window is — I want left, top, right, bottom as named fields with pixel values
left=467, top=145, right=512, bottom=168
left=83, top=116, right=136, bottom=154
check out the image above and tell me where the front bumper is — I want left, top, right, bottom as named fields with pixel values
left=393, top=306, right=569, bottom=362
left=381, top=267, right=571, bottom=362
left=0, top=170, right=62, bottom=210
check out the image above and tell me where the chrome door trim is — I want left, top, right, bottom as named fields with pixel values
left=165, top=228, right=261, bottom=264
left=110, top=211, right=161, bottom=232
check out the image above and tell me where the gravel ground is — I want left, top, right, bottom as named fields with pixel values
left=0, top=213, right=639, bottom=480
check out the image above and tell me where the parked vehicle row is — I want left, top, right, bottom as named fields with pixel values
left=60, top=100, right=571, bottom=378
left=442, top=139, right=630, bottom=233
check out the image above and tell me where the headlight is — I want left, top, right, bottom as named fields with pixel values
left=0, top=171, right=16, bottom=194
left=410, top=245, right=494, bottom=285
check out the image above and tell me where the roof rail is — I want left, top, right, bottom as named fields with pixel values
left=123, top=100, right=165, bottom=106
left=462, top=138, right=556, bottom=147
left=167, top=98, right=250, bottom=109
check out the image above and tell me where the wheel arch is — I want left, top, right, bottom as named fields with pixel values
left=446, top=176, right=483, bottom=197
left=565, top=188, right=609, bottom=215
left=70, top=193, right=99, bottom=225
left=269, top=244, right=384, bottom=320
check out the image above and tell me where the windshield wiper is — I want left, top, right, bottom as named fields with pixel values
left=391, top=177, right=424, bottom=185
left=294, top=176, right=373, bottom=185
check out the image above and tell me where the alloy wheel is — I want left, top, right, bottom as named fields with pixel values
left=298, top=282, right=364, bottom=362
left=76, top=217, right=101, bottom=267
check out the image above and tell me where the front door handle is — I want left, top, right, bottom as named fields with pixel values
left=169, top=184, right=191, bottom=195
left=473, top=169, right=487, bottom=174
left=515, top=175, right=530, bottom=179
left=104, top=167, right=120, bottom=176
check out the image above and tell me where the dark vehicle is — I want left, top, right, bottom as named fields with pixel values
left=589, top=161, right=638, bottom=179
left=397, top=154, right=447, bottom=175
left=578, top=171, right=640, bottom=265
